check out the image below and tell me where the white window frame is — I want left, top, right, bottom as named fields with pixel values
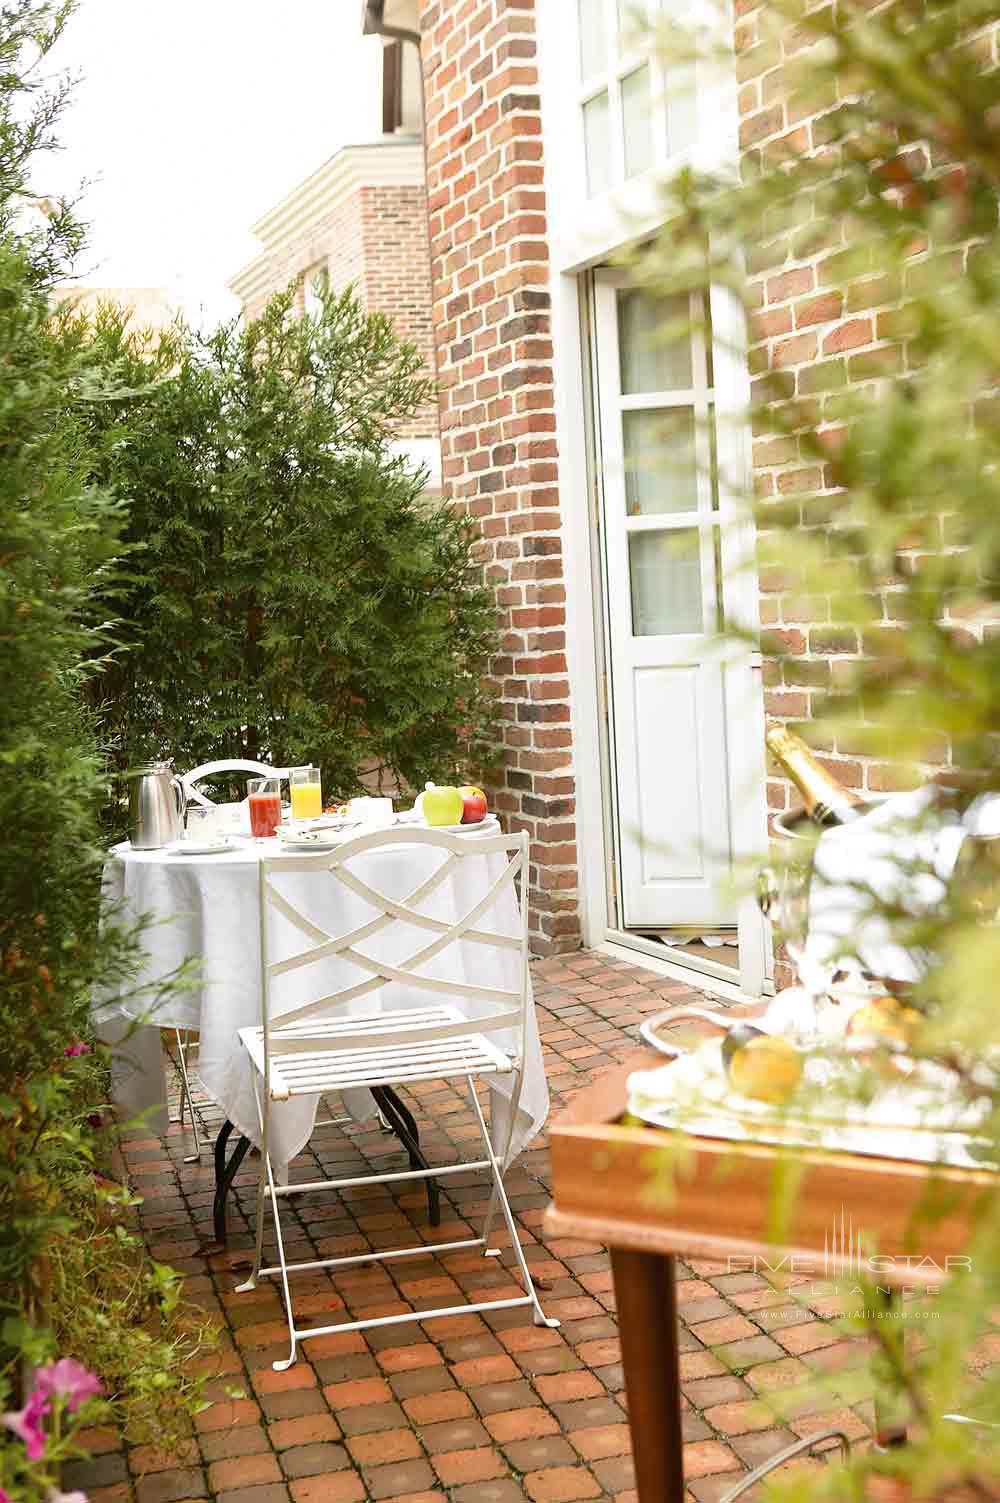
left=303, top=260, right=329, bottom=319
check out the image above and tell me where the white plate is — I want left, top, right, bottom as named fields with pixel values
left=168, top=837, right=234, bottom=856
left=275, top=831, right=343, bottom=851
left=398, top=813, right=500, bottom=835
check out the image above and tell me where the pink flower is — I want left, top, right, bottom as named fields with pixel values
left=64, top=1041, right=91, bottom=1058
left=34, top=1358, right=102, bottom=1413
left=2, top=1388, right=49, bottom=1460
left=0, top=1487, right=12, bottom=1503
left=47, top=1492, right=89, bottom=1503
left=86, top=1113, right=104, bottom=1130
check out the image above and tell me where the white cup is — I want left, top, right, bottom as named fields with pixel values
left=348, top=796, right=395, bottom=828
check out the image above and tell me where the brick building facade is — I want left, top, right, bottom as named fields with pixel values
left=353, top=0, right=934, bottom=994
left=230, top=139, right=440, bottom=467
left=366, top=0, right=771, bottom=992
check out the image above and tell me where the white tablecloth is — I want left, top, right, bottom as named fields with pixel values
left=96, top=831, right=548, bottom=1172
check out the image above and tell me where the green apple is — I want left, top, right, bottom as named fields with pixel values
left=421, top=782, right=464, bottom=826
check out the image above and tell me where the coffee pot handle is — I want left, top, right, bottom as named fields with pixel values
left=171, top=775, right=187, bottom=826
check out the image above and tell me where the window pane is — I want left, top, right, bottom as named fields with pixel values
left=630, top=528, right=704, bottom=636
left=665, top=63, right=697, bottom=156
left=583, top=91, right=611, bottom=197
left=618, top=287, right=693, bottom=392
left=579, top=0, right=606, bottom=80
left=622, top=64, right=652, bottom=178
left=623, top=407, right=698, bottom=516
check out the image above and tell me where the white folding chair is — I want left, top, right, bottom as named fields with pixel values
left=181, top=758, right=288, bottom=810
left=172, top=760, right=289, bottom=1156
left=235, top=825, right=559, bottom=1370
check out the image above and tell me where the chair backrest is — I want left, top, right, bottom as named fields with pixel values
left=182, top=759, right=288, bottom=809
left=257, top=826, right=531, bottom=1092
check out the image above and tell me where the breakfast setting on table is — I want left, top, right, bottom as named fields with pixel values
left=93, top=759, right=548, bottom=1251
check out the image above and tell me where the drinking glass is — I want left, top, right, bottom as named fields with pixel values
left=248, top=777, right=283, bottom=838
left=289, top=766, right=322, bottom=821
left=185, top=804, right=217, bottom=840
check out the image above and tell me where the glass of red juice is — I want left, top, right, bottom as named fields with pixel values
left=248, top=777, right=282, bottom=838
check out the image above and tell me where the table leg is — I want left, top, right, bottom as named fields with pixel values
left=213, top=1121, right=252, bottom=1245
left=210, top=1094, right=440, bottom=1244
left=610, top=1248, right=685, bottom=1503
left=373, top=1086, right=441, bottom=1227
left=873, top=1286, right=907, bottom=1449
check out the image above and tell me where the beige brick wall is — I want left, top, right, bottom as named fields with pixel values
left=234, top=166, right=437, bottom=443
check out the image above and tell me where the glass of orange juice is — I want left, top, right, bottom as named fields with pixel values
left=289, top=765, right=322, bottom=820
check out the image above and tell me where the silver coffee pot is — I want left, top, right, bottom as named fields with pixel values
left=125, top=761, right=187, bottom=849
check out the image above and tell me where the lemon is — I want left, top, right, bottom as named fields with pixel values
left=726, top=1034, right=804, bottom=1105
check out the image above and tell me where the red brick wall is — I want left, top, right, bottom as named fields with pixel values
left=417, top=0, right=581, bottom=954
left=733, top=2, right=983, bottom=821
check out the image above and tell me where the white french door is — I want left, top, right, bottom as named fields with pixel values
left=594, top=271, right=735, bottom=930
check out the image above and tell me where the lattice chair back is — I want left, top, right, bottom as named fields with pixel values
left=256, top=826, right=531, bottom=1104
left=182, top=759, right=289, bottom=810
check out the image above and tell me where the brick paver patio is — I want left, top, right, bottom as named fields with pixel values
left=76, top=950, right=874, bottom=1503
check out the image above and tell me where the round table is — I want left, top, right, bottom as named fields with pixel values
left=96, top=824, right=548, bottom=1187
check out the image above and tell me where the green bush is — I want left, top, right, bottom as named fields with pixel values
left=0, top=3, right=214, bottom=1487
left=69, top=287, right=501, bottom=805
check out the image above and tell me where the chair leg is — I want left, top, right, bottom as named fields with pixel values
left=236, top=1079, right=272, bottom=1297
left=174, top=1028, right=202, bottom=1164
left=465, top=1076, right=559, bottom=1330
left=264, top=1145, right=298, bottom=1371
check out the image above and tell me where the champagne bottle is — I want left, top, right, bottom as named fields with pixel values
left=766, top=727, right=864, bottom=827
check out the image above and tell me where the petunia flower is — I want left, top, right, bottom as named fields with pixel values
left=64, top=1041, right=91, bottom=1058
left=34, top=1358, right=102, bottom=1413
left=47, top=1491, right=89, bottom=1503
left=86, top=1113, right=104, bottom=1130
left=2, top=1388, right=49, bottom=1460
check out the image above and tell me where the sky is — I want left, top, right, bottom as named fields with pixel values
left=41, top=1, right=384, bottom=325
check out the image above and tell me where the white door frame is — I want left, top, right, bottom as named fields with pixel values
left=535, top=0, right=772, bottom=997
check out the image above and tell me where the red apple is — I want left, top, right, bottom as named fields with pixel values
left=459, top=784, right=488, bottom=824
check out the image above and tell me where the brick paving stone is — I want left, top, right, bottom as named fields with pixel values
left=335, top=1401, right=409, bottom=1436
left=417, top=1416, right=491, bottom=1453
left=121, top=953, right=878, bottom=1503
left=522, top=1464, right=602, bottom=1500
left=349, top=1427, right=424, bottom=1464
left=452, top=1484, right=527, bottom=1503
left=267, top=1415, right=342, bottom=1450
left=502, top=1436, right=579, bottom=1471
left=134, top=1470, right=207, bottom=1503
left=279, top=1443, right=352, bottom=1479
left=287, top=1477, right=366, bottom=1503
left=207, top=1458, right=282, bottom=1493
left=485, top=1407, right=561, bottom=1443
left=363, top=1459, right=437, bottom=1499
left=259, top=1390, right=328, bottom=1423
left=431, top=1447, right=508, bottom=1485
left=682, top=1439, right=743, bottom=1478
left=216, top=1488, right=291, bottom=1503
left=64, top=1455, right=129, bottom=1490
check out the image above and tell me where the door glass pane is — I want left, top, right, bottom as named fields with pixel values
left=579, top=0, right=606, bottom=80
left=618, top=287, right=693, bottom=391
left=629, top=528, right=704, bottom=636
left=622, top=64, right=652, bottom=177
left=623, top=407, right=698, bottom=515
left=583, top=91, right=611, bottom=196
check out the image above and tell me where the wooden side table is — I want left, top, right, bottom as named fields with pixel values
left=544, top=1051, right=991, bottom=1503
